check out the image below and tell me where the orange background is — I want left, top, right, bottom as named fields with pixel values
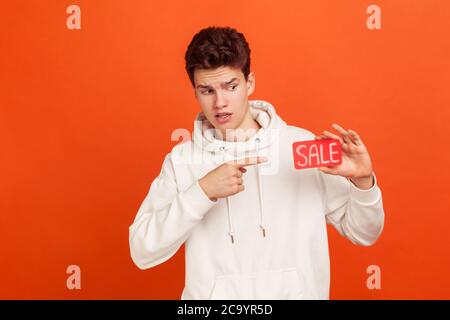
left=1, top=0, right=449, bottom=299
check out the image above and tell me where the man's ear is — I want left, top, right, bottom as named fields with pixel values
left=246, top=71, right=255, bottom=96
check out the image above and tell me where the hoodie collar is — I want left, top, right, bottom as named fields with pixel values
left=193, top=99, right=286, bottom=156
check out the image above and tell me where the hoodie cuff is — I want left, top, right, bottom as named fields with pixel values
left=182, top=180, right=218, bottom=220
left=348, top=172, right=381, bottom=205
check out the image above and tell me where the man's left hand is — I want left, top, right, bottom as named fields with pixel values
left=315, top=123, right=374, bottom=190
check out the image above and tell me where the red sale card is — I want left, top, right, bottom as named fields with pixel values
left=292, top=139, right=342, bottom=169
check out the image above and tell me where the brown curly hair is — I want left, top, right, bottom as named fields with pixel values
left=184, top=26, right=251, bottom=88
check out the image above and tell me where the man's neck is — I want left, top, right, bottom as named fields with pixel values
left=222, top=110, right=262, bottom=142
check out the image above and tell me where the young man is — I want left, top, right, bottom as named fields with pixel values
left=129, top=26, right=385, bottom=299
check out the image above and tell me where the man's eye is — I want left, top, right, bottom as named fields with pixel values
left=230, top=84, right=238, bottom=90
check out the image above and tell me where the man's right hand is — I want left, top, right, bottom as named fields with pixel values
left=199, top=156, right=268, bottom=202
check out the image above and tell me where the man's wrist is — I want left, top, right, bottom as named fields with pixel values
left=198, top=178, right=217, bottom=202
left=349, top=173, right=374, bottom=190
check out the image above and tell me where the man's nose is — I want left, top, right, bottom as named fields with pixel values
left=214, top=90, right=227, bottom=109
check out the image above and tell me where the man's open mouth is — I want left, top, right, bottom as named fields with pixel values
left=215, top=112, right=232, bottom=120
left=215, top=112, right=232, bottom=123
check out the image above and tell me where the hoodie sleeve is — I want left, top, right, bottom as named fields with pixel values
left=129, top=153, right=218, bottom=270
left=318, top=171, right=385, bottom=246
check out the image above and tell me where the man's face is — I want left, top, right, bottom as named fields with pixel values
left=194, top=66, right=255, bottom=133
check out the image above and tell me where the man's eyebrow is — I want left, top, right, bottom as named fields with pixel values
left=196, top=77, right=239, bottom=89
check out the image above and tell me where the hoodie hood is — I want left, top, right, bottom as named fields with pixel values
left=192, top=100, right=287, bottom=244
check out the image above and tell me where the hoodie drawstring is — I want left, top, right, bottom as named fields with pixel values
left=226, top=197, right=235, bottom=244
left=223, top=138, right=266, bottom=244
left=255, top=138, right=267, bottom=239
left=219, top=145, right=235, bottom=244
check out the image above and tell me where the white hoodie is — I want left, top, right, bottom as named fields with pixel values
left=129, top=99, right=385, bottom=300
